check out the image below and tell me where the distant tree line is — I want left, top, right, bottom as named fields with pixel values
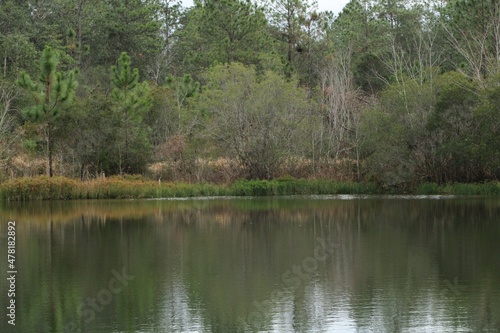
left=1, top=0, right=499, bottom=187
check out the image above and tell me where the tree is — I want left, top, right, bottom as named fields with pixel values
left=443, top=0, right=500, bottom=82
left=111, top=52, right=152, bottom=174
left=318, top=49, right=364, bottom=178
left=147, top=0, right=184, bottom=84
left=146, top=74, right=199, bottom=151
left=0, top=80, right=18, bottom=177
left=427, top=70, right=500, bottom=182
left=0, top=0, right=37, bottom=78
left=360, top=72, right=437, bottom=186
left=17, top=46, right=77, bottom=177
left=175, top=0, right=270, bottom=75
left=88, top=0, right=162, bottom=76
left=426, top=71, right=479, bottom=182
left=330, top=0, right=390, bottom=93
left=473, top=74, right=500, bottom=178
left=202, top=63, right=309, bottom=179
left=165, top=74, right=199, bottom=135
left=263, top=0, right=317, bottom=76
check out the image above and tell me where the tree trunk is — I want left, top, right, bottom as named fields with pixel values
left=77, top=0, right=84, bottom=67
left=80, top=162, right=85, bottom=181
left=47, top=123, right=53, bottom=177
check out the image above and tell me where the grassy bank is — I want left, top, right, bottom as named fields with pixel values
left=416, top=182, right=500, bottom=195
left=0, top=176, right=379, bottom=201
left=1, top=176, right=499, bottom=201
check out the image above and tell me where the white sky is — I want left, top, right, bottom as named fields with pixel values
left=314, top=0, right=350, bottom=14
left=181, top=0, right=350, bottom=15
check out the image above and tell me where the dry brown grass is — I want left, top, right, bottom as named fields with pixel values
left=2, top=145, right=360, bottom=184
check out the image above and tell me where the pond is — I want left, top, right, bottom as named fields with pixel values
left=0, top=196, right=499, bottom=332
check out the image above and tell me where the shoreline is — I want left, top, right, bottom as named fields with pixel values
left=1, top=176, right=499, bottom=201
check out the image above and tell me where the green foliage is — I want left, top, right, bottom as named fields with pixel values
left=64, top=87, right=117, bottom=176
left=165, top=74, right=199, bottom=104
left=417, top=182, right=500, bottom=195
left=0, top=176, right=380, bottom=201
left=425, top=70, right=500, bottom=182
left=176, top=0, right=270, bottom=74
left=110, top=52, right=153, bottom=174
left=87, top=0, right=162, bottom=75
left=111, top=53, right=151, bottom=117
left=0, top=1, right=37, bottom=77
left=230, top=178, right=379, bottom=196
left=471, top=74, right=500, bottom=177
left=360, top=73, right=436, bottom=187
left=154, top=74, right=200, bottom=139
left=331, top=0, right=391, bottom=93
left=441, top=182, right=500, bottom=195
left=264, top=0, right=318, bottom=77
left=201, top=63, right=309, bottom=179
left=427, top=71, right=480, bottom=182
left=16, top=46, right=77, bottom=177
left=2, top=175, right=500, bottom=201
left=18, top=47, right=77, bottom=119
left=416, top=182, right=440, bottom=195
left=0, top=34, right=37, bottom=78
left=2, top=0, right=500, bottom=189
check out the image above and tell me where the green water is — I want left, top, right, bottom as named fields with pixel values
left=0, top=196, right=499, bottom=332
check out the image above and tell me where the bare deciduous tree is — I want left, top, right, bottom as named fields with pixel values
left=319, top=48, right=362, bottom=160
left=443, top=0, right=500, bottom=84
left=0, top=81, right=18, bottom=177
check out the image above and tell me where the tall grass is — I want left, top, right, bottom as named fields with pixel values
left=0, top=176, right=380, bottom=201
left=416, top=182, right=500, bottom=195
left=229, top=178, right=379, bottom=196
left=0, top=176, right=81, bottom=200
left=2, top=176, right=499, bottom=201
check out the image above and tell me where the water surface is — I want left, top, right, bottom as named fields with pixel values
left=0, top=196, right=499, bottom=332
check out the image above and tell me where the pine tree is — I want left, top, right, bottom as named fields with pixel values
left=17, top=46, right=77, bottom=177
left=111, top=52, right=152, bottom=174
left=264, top=0, right=317, bottom=76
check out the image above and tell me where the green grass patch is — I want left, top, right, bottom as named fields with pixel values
left=227, top=178, right=379, bottom=196
left=416, top=182, right=440, bottom=195
left=439, top=182, right=500, bottom=195
left=416, top=181, right=500, bottom=195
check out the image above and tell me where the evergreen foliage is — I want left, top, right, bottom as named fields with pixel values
left=110, top=52, right=152, bottom=174
left=16, top=46, right=77, bottom=177
left=1, top=0, right=500, bottom=190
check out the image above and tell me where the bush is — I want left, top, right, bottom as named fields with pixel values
left=6, top=175, right=473, bottom=201
left=417, top=182, right=440, bottom=195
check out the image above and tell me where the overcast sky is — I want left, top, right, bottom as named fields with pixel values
left=314, top=0, right=350, bottom=14
left=181, top=0, right=350, bottom=15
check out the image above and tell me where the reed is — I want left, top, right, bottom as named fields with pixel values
left=416, top=182, right=440, bottom=195
left=221, top=178, right=379, bottom=196
left=2, top=176, right=498, bottom=201
left=440, top=182, right=500, bottom=195
left=417, top=182, right=500, bottom=195
left=0, top=176, right=231, bottom=200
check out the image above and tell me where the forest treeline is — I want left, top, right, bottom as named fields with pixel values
left=1, top=0, right=499, bottom=188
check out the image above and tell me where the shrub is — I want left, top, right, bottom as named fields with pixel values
left=417, top=182, right=440, bottom=195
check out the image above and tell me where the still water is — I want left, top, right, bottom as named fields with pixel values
left=0, top=196, right=499, bottom=332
